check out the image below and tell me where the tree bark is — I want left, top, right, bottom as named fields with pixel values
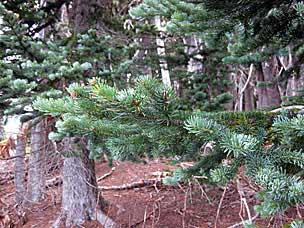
left=27, top=120, right=46, bottom=203
left=0, top=116, right=4, bottom=141
left=154, top=16, right=171, bottom=87
left=133, top=32, right=153, bottom=76
left=53, top=137, right=116, bottom=228
left=183, top=35, right=203, bottom=73
left=73, top=0, right=112, bottom=34
left=15, top=128, right=27, bottom=204
left=256, top=59, right=281, bottom=109
left=53, top=1, right=117, bottom=226
left=244, top=82, right=255, bottom=111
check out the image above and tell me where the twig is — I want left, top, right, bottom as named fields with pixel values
left=182, top=186, right=189, bottom=228
left=193, top=178, right=212, bottom=204
left=214, top=185, right=228, bottom=228
left=97, top=167, right=116, bottom=182
left=142, top=206, right=148, bottom=228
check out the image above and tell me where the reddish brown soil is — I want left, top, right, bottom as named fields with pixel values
left=0, top=159, right=302, bottom=228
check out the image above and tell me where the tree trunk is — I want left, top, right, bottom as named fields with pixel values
left=133, top=32, right=153, bottom=76
left=73, top=0, right=112, bottom=34
left=256, top=59, right=281, bottom=109
left=154, top=16, right=171, bottom=87
left=244, top=82, right=255, bottom=111
left=0, top=116, right=4, bottom=141
left=15, top=127, right=27, bottom=204
left=52, top=1, right=118, bottom=226
left=183, top=35, right=203, bottom=73
left=52, top=137, right=116, bottom=228
left=27, top=120, right=46, bottom=203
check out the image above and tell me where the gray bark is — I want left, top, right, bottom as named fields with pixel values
left=0, top=116, right=4, bottom=141
left=54, top=137, right=116, bottom=228
left=256, top=59, right=281, bottom=109
left=133, top=33, right=153, bottom=76
left=183, top=35, right=203, bottom=73
left=73, top=0, right=112, bottom=34
left=27, top=120, right=46, bottom=203
left=53, top=2, right=117, bottom=226
left=244, top=82, right=255, bottom=111
left=15, top=131, right=26, bottom=204
left=155, top=16, right=171, bottom=87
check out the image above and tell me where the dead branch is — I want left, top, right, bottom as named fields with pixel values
left=98, top=179, right=159, bottom=191
left=45, top=167, right=116, bottom=188
left=97, top=167, right=115, bottom=182
left=271, top=105, right=304, bottom=113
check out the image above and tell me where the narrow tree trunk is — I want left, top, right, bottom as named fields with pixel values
left=182, top=35, right=204, bottom=99
left=0, top=116, right=4, bottom=141
left=52, top=2, right=117, bottom=226
left=27, top=120, right=46, bottom=203
left=262, top=57, right=282, bottom=107
left=183, top=35, right=203, bottom=73
left=73, top=0, right=112, bottom=34
left=154, top=16, right=171, bottom=87
left=256, top=63, right=269, bottom=108
left=256, top=60, right=281, bottom=109
left=52, top=137, right=116, bottom=228
left=244, top=82, right=255, bottom=111
left=15, top=126, right=27, bottom=204
left=241, top=65, right=255, bottom=111
left=133, top=33, right=153, bottom=76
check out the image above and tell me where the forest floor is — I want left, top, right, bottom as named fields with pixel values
left=0, top=159, right=302, bottom=228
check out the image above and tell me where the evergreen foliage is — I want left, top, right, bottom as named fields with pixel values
left=34, top=76, right=303, bottom=222
left=1, top=0, right=304, bottom=226
left=0, top=2, right=135, bottom=120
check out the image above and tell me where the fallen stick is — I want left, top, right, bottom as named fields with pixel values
left=227, top=213, right=259, bottom=228
left=98, top=179, right=158, bottom=191
left=45, top=168, right=116, bottom=188
left=97, top=167, right=115, bottom=182
left=270, top=105, right=304, bottom=113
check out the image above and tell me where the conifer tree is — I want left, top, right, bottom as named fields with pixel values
left=130, top=0, right=304, bottom=109
left=34, top=76, right=304, bottom=225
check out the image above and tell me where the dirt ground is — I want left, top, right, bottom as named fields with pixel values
left=0, top=159, right=303, bottom=228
